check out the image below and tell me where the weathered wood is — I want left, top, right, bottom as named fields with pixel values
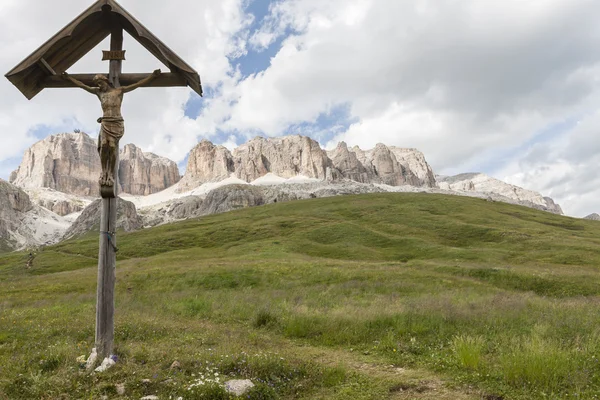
left=43, top=73, right=187, bottom=88
left=109, top=25, right=123, bottom=88
left=95, top=26, right=122, bottom=362
left=38, top=58, right=56, bottom=76
left=95, top=195, right=117, bottom=360
left=51, top=23, right=110, bottom=73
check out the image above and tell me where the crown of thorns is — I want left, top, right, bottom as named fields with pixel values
left=93, top=74, right=109, bottom=82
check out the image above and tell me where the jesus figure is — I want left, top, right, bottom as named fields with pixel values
left=62, top=69, right=161, bottom=196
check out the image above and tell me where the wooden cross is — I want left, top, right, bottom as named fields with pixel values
left=5, top=0, right=202, bottom=364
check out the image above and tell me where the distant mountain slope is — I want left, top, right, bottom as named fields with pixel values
left=39, top=192, right=600, bottom=267
left=0, top=179, right=72, bottom=251
left=438, top=173, right=563, bottom=214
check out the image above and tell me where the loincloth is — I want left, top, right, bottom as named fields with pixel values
left=97, top=117, right=124, bottom=152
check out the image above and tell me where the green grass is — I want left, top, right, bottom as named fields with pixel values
left=452, top=335, right=485, bottom=370
left=1, top=193, right=600, bottom=399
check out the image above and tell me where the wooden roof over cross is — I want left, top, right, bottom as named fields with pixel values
left=5, top=0, right=203, bottom=100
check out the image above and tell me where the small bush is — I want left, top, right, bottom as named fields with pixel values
left=451, top=335, right=485, bottom=370
left=247, top=383, right=278, bottom=400
left=254, top=309, right=279, bottom=328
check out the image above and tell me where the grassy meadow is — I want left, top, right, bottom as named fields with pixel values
left=1, top=193, right=600, bottom=399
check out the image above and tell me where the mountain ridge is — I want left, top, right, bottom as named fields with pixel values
left=0, top=132, right=568, bottom=251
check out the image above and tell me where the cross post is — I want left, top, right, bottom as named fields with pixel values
left=95, top=22, right=123, bottom=362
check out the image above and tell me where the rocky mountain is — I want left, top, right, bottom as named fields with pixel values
left=327, top=142, right=372, bottom=183
left=10, top=133, right=180, bottom=197
left=437, top=173, right=563, bottom=214
left=178, top=136, right=437, bottom=191
left=350, top=144, right=421, bottom=186
left=0, top=179, right=72, bottom=250
left=584, top=213, right=600, bottom=221
left=137, top=181, right=387, bottom=228
left=0, top=180, right=33, bottom=250
left=2, top=133, right=569, bottom=249
left=388, top=147, right=437, bottom=187
left=177, top=140, right=234, bottom=193
left=119, top=144, right=181, bottom=196
left=233, top=136, right=330, bottom=182
left=24, top=187, right=91, bottom=216
left=10, top=133, right=100, bottom=196
left=63, top=197, right=142, bottom=240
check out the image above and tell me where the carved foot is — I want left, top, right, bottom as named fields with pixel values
left=98, top=172, right=115, bottom=187
left=99, top=173, right=116, bottom=198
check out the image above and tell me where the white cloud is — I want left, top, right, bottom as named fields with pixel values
left=2, top=0, right=599, bottom=216
left=500, top=110, right=600, bottom=217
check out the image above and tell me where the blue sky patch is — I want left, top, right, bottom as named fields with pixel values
left=481, top=117, right=579, bottom=176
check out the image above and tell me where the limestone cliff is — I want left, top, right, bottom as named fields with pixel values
left=233, top=136, right=330, bottom=182
left=388, top=147, right=437, bottom=187
left=177, top=140, right=234, bottom=193
left=349, top=144, right=421, bottom=186
left=327, top=142, right=372, bottom=183
left=178, top=136, right=437, bottom=191
left=10, top=132, right=101, bottom=196
left=119, top=144, right=180, bottom=196
left=10, top=133, right=180, bottom=197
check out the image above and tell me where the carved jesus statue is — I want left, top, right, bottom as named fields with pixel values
left=62, top=70, right=161, bottom=196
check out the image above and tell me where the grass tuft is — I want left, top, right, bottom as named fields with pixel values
left=451, top=335, right=485, bottom=370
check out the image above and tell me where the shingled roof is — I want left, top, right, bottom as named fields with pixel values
left=5, top=0, right=202, bottom=99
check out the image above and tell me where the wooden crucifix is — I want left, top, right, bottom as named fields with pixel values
left=5, top=0, right=202, bottom=365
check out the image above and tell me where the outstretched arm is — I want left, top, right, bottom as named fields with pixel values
left=121, top=69, right=161, bottom=93
left=61, top=72, right=98, bottom=94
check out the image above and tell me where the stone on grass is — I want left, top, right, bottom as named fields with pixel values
left=140, top=396, right=159, bottom=400
left=225, top=379, right=255, bottom=396
left=116, top=383, right=125, bottom=395
left=170, top=360, right=181, bottom=370
left=94, top=357, right=116, bottom=373
left=85, top=348, right=98, bottom=370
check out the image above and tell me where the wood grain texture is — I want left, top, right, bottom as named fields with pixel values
left=95, top=196, right=117, bottom=360
left=95, top=29, right=122, bottom=361
left=43, top=73, right=187, bottom=88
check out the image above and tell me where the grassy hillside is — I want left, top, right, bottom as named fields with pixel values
left=1, top=193, right=600, bottom=399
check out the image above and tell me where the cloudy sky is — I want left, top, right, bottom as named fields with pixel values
left=0, top=0, right=599, bottom=217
